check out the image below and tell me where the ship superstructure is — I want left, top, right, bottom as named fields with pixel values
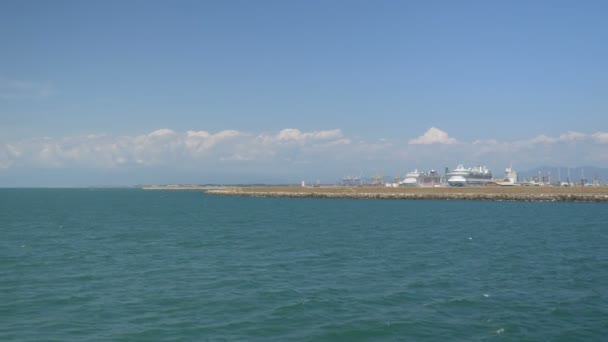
left=400, top=169, right=441, bottom=187
left=447, top=164, right=493, bottom=186
left=401, top=169, right=420, bottom=187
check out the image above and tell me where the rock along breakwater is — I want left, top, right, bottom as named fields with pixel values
left=206, top=187, right=608, bottom=202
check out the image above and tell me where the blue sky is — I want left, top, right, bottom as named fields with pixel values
left=1, top=1, right=608, bottom=185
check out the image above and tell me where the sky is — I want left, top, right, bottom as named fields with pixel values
left=1, top=0, right=607, bottom=186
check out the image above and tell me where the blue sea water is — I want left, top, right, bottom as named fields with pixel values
left=1, top=188, right=607, bottom=341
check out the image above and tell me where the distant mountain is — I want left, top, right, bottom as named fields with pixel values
left=518, top=166, right=608, bottom=183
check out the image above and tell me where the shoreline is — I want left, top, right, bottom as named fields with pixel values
left=142, top=185, right=226, bottom=190
left=206, top=186, right=608, bottom=202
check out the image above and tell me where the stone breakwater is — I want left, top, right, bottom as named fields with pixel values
left=207, top=189, right=608, bottom=202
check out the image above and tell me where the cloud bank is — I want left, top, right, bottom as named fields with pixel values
left=1, top=127, right=608, bottom=184
left=0, top=128, right=351, bottom=169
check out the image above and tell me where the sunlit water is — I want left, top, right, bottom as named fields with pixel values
left=1, top=189, right=607, bottom=340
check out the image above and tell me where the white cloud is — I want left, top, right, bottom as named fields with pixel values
left=409, top=127, right=458, bottom=145
left=528, top=134, right=557, bottom=144
left=1, top=128, right=608, bottom=179
left=314, top=138, right=352, bottom=147
left=275, top=128, right=343, bottom=142
left=592, top=132, right=608, bottom=144
left=184, top=129, right=243, bottom=156
left=186, top=130, right=210, bottom=138
left=148, top=129, right=176, bottom=137
left=529, top=131, right=587, bottom=144
left=277, top=128, right=306, bottom=141
left=558, top=131, right=586, bottom=141
left=0, top=128, right=349, bottom=169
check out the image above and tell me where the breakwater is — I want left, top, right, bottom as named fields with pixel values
left=207, top=186, right=608, bottom=202
left=142, top=185, right=226, bottom=190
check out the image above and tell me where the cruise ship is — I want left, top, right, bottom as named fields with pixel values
left=401, top=169, right=420, bottom=186
left=400, top=169, right=441, bottom=187
left=447, top=164, right=493, bottom=186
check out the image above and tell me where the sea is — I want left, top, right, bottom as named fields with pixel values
left=1, top=188, right=607, bottom=341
